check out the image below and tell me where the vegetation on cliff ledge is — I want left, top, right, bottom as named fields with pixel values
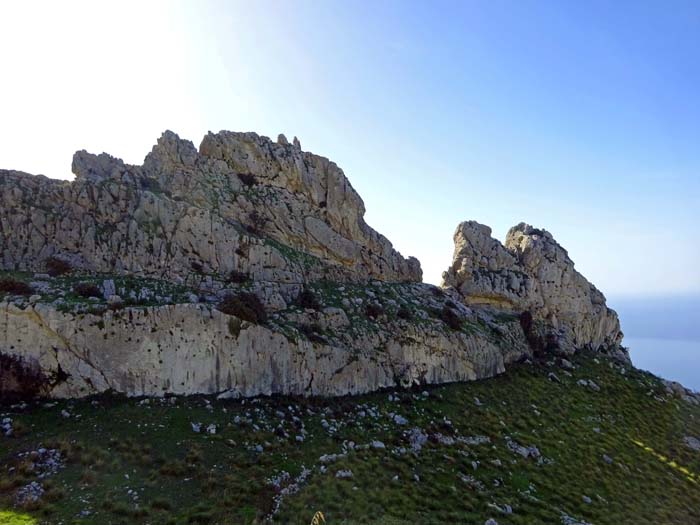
left=1, top=353, right=699, bottom=525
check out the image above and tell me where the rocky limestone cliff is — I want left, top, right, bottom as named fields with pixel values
left=0, top=280, right=529, bottom=399
left=0, top=130, right=628, bottom=400
left=0, top=130, right=420, bottom=309
left=442, top=221, right=626, bottom=360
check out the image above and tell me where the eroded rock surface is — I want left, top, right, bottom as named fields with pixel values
left=442, top=221, right=625, bottom=359
left=0, top=130, right=420, bottom=310
left=0, top=130, right=628, bottom=400
left=0, top=282, right=529, bottom=398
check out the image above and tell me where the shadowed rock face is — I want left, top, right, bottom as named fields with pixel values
left=0, top=130, right=421, bottom=309
left=442, top=221, right=626, bottom=359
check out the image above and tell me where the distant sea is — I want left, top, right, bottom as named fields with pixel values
left=625, top=337, right=700, bottom=391
left=610, top=295, right=700, bottom=392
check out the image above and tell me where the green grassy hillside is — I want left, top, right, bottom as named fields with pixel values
left=1, top=353, right=699, bottom=525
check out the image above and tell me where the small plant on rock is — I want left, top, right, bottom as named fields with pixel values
left=238, top=173, right=256, bottom=187
left=45, top=256, right=71, bottom=277
left=246, top=210, right=267, bottom=235
left=0, top=278, right=32, bottom=295
left=397, top=305, right=413, bottom=321
left=439, top=305, right=463, bottom=330
left=297, top=288, right=320, bottom=310
left=299, top=324, right=326, bottom=344
left=217, top=292, right=267, bottom=324
left=74, top=282, right=102, bottom=299
left=365, top=302, right=384, bottom=320
left=228, top=270, right=250, bottom=284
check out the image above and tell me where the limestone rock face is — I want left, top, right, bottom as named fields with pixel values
left=442, top=221, right=625, bottom=358
left=0, top=129, right=630, bottom=400
left=0, top=298, right=529, bottom=399
left=0, top=130, right=421, bottom=309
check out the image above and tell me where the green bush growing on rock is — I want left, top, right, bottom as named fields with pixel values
left=439, top=305, right=463, bottom=330
left=217, top=292, right=267, bottom=324
left=296, top=288, right=320, bottom=310
left=246, top=210, right=267, bottom=236
left=299, top=323, right=326, bottom=344
left=228, top=318, right=242, bottom=337
left=397, top=305, right=413, bottom=321
left=0, top=278, right=32, bottom=295
left=365, top=303, right=384, bottom=320
left=238, top=173, right=256, bottom=187
left=45, top=256, right=71, bottom=277
left=228, top=270, right=250, bottom=284
left=430, top=286, right=444, bottom=297
left=74, top=282, right=102, bottom=299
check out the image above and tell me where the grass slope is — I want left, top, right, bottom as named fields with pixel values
left=1, top=354, right=699, bottom=525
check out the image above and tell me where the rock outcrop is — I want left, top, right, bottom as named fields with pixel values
left=0, top=281, right=530, bottom=398
left=442, top=221, right=626, bottom=359
left=0, top=130, right=628, bottom=400
left=0, top=130, right=420, bottom=310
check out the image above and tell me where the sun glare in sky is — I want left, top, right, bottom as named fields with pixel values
left=1, top=1, right=698, bottom=295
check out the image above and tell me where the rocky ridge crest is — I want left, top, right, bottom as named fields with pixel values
left=1, top=130, right=420, bottom=309
left=0, top=130, right=627, bottom=399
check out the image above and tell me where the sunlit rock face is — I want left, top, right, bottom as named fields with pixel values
left=0, top=130, right=628, bottom=401
left=442, top=221, right=626, bottom=359
left=0, top=297, right=530, bottom=399
left=0, top=130, right=421, bottom=310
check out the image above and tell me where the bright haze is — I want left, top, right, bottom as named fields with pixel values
left=2, top=1, right=698, bottom=301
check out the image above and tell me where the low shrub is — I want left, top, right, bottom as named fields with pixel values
left=228, top=270, right=250, bottom=284
left=0, top=278, right=32, bottom=295
left=296, top=288, right=320, bottom=310
left=45, top=256, right=71, bottom=277
left=439, top=305, right=463, bottom=330
left=150, top=498, right=173, bottom=511
left=0, top=354, right=49, bottom=402
left=217, top=292, right=267, bottom=324
left=246, top=210, right=267, bottom=235
left=365, top=303, right=384, bottom=319
left=397, top=305, right=413, bottom=321
left=299, top=324, right=326, bottom=344
left=430, top=286, right=444, bottom=297
left=74, top=282, right=102, bottom=299
left=238, top=173, right=256, bottom=187
left=519, top=310, right=559, bottom=355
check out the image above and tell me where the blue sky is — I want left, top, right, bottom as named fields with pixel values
left=1, top=0, right=698, bottom=296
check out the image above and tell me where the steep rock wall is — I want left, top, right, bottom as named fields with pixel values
left=0, top=130, right=421, bottom=305
left=0, top=301, right=529, bottom=399
left=442, top=221, right=625, bottom=357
